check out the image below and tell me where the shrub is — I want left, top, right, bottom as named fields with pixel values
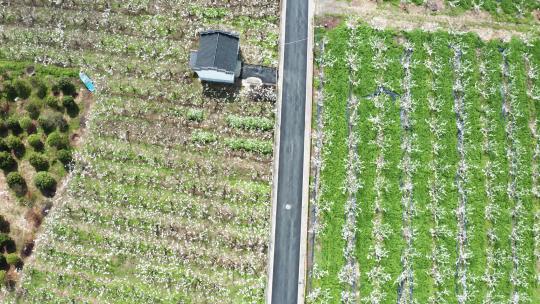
left=35, top=80, right=48, bottom=99
left=38, top=113, right=67, bottom=133
left=187, top=109, right=204, bottom=122
left=29, top=153, right=49, bottom=171
left=44, top=96, right=60, bottom=109
left=0, top=255, right=6, bottom=271
left=0, top=234, right=15, bottom=254
left=6, top=172, right=26, bottom=196
left=5, top=253, right=21, bottom=266
left=5, top=117, right=21, bottom=134
left=34, top=172, right=56, bottom=196
left=51, top=82, right=60, bottom=95
left=0, top=120, right=6, bottom=134
left=14, top=79, right=32, bottom=100
left=19, top=116, right=34, bottom=133
left=0, top=139, right=8, bottom=152
left=57, top=78, right=76, bottom=96
left=57, top=149, right=72, bottom=166
left=0, top=216, right=9, bottom=234
left=0, top=152, right=15, bottom=171
left=25, top=101, right=41, bottom=120
left=5, top=253, right=22, bottom=270
left=47, top=131, right=68, bottom=149
left=27, top=134, right=43, bottom=150
left=62, top=96, right=75, bottom=109
left=51, top=112, right=68, bottom=132
left=63, top=96, right=79, bottom=117
left=6, top=136, right=24, bottom=157
left=38, top=115, right=55, bottom=133
left=3, top=82, right=17, bottom=101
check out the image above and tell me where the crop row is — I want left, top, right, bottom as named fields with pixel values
left=309, top=23, right=539, bottom=303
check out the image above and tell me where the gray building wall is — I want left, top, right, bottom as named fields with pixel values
left=196, top=70, right=235, bottom=84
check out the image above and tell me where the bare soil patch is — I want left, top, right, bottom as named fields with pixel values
left=316, top=0, right=539, bottom=41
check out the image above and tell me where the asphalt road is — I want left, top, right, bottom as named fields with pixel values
left=271, top=0, right=309, bottom=303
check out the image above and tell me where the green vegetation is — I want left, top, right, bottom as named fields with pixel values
left=0, top=61, right=84, bottom=290
left=33, top=172, right=56, bottom=196
left=225, top=114, right=274, bottom=131
left=6, top=172, right=26, bottom=196
left=309, top=23, right=540, bottom=303
left=186, top=108, right=205, bottom=122
left=0, top=1, right=278, bottom=302
left=191, top=130, right=218, bottom=144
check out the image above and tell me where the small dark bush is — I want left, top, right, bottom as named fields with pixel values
left=25, top=101, right=41, bottom=120
left=14, top=79, right=32, bottom=100
left=0, top=216, right=9, bottom=234
left=62, top=96, right=75, bottom=108
left=3, top=82, right=17, bottom=101
left=29, top=153, right=49, bottom=172
left=35, top=80, right=48, bottom=99
left=34, top=172, right=56, bottom=196
left=6, top=136, right=24, bottom=157
left=0, top=255, right=6, bottom=270
left=0, top=234, right=16, bottom=254
left=6, top=172, right=26, bottom=196
left=0, top=120, right=6, bottom=135
left=51, top=83, right=60, bottom=95
left=57, top=78, right=76, bottom=96
left=57, top=149, right=72, bottom=166
left=0, top=139, right=8, bottom=152
left=0, top=152, right=16, bottom=171
left=27, top=134, right=43, bottom=151
left=62, top=96, right=79, bottom=117
left=5, top=117, right=21, bottom=134
left=38, top=115, right=56, bottom=133
left=47, top=131, right=68, bottom=149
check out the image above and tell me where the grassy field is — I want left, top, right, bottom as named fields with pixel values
left=309, top=23, right=540, bottom=303
left=0, top=1, right=278, bottom=303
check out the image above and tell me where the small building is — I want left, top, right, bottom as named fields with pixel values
left=189, top=30, right=241, bottom=84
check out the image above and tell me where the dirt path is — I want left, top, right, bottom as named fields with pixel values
left=316, top=0, right=539, bottom=41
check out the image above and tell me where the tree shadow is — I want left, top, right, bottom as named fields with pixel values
left=13, top=146, right=25, bottom=159
left=201, top=80, right=241, bottom=103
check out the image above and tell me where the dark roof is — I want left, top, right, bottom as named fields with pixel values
left=241, top=64, right=277, bottom=85
left=193, top=30, right=239, bottom=73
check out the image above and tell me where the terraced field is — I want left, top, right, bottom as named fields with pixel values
left=0, top=1, right=278, bottom=303
left=309, top=23, right=540, bottom=303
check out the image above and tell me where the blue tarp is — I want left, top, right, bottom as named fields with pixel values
left=79, top=72, right=95, bottom=92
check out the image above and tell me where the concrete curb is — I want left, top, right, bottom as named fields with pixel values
left=297, top=0, right=314, bottom=303
left=265, top=0, right=287, bottom=301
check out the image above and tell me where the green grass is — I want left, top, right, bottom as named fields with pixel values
left=309, top=22, right=540, bottom=303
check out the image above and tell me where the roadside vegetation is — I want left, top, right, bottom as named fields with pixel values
left=0, top=1, right=279, bottom=303
left=308, top=22, right=540, bottom=303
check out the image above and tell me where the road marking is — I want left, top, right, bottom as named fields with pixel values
left=285, top=204, right=292, bottom=210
